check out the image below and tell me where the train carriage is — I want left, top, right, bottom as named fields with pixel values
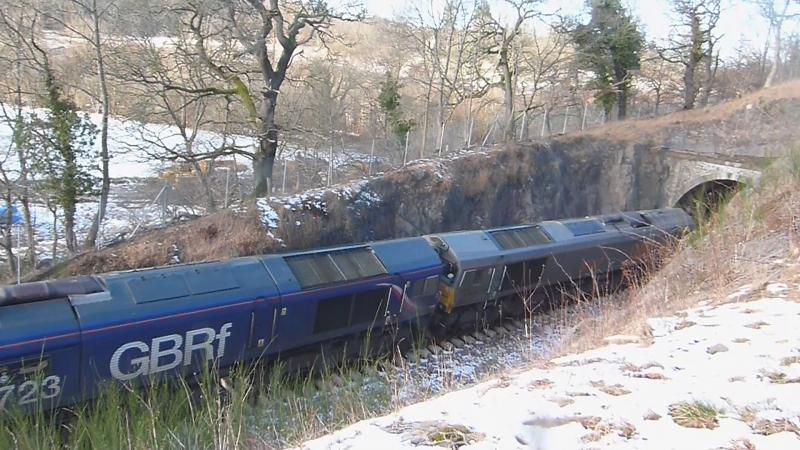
left=426, top=208, right=692, bottom=328
left=0, top=208, right=691, bottom=412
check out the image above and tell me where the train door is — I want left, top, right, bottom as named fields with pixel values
left=0, top=299, right=82, bottom=411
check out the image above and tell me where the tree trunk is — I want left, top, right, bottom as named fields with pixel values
left=501, top=50, right=515, bottom=141
left=64, top=203, right=77, bottom=255
left=13, top=54, right=35, bottom=268
left=192, top=161, right=217, bottom=212
left=683, top=62, right=697, bottom=110
left=765, top=23, right=783, bottom=88
left=420, top=78, right=432, bottom=159
left=254, top=92, right=279, bottom=196
left=617, top=89, right=628, bottom=120
left=3, top=195, right=16, bottom=279
left=85, top=0, right=110, bottom=250
left=654, top=90, right=662, bottom=116
left=683, top=13, right=703, bottom=110
left=51, top=209, right=58, bottom=261
left=700, top=53, right=719, bottom=107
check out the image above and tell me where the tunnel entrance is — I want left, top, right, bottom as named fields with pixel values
left=675, top=179, right=744, bottom=219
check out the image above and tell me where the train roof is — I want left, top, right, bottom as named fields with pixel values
left=429, top=208, right=693, bottom=271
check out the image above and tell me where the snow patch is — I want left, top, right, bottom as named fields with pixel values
left=256, top=198, right=280, bottom=230
left=302, top=291, right=800, bottom=450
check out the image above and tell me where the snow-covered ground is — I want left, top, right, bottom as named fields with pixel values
left=301, top=284, right=800, bottom=450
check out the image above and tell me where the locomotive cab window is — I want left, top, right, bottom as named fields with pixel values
left=459, top=268, right=491, bottom=289
left=423, top=276, right=438, bottom=296
left=501, top=258, right=547, bottom=290
left=409, top=276, right=439, bottom=297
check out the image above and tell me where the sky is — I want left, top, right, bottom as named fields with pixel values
left=362, top=0, right=783, bottom=60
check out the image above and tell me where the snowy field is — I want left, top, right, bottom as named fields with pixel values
left=301, top=283, right=800, bottom=450
left=0, top=103, right=384, bottom=259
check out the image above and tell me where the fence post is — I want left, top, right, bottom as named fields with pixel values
left=562, top=106, right=570, bottom=134
left=466, top=118, right=474, bottom=148
left=403, top=131, right=409, bottom=167
left=327, top=143, right=334, bottom=187
left=281, top=160, right=287, bottom=194
left=581, top=104, right=588, bottom=131
left=519, top=112, right=527, bottom=141
left=223, top=167, right=230, bottom=208
left=437, top=124, right=446, bottom=158
left=369, top=138, right=375, bottom=176
left=15, top=223, right=20, bottom=284
left=540, top=108, right=547, bottom=138
left=481, top=122, right=495, bottom=147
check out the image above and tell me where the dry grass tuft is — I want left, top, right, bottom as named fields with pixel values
left=780, top=355, right=800, bottom=367
left=48, top=206, right=278, bottom=278
left=750, top=418, right=800, bottom=436
left=726, top=438, right=757, bottom=450
left=527, top=379, right=554, bottom=390
left=761, top=370, right=800, bottom=384
left=590, top=380, right=631, bottom=396
left=425, top=424, right=482, bottom=448
left=669, top=401, right=722, bottom=429
left=744, top=321, right=770, bottom=329
left=548, top=396, right=575, bottom=407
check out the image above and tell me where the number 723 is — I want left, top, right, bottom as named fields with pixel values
left=0, top=376, right=62, bottom=411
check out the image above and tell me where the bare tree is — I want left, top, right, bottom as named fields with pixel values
left=0, top=19, right=38, bottom=269
left=0, top=5, right=98, bottom=255
left=638, top=48, right=683, bottom=116
left=659, top=0, right=721, bottom=110
left=40, top=0, right=115, bottom=250
left=477, top=0, right=543, bottom=141
left=174, top=0, right=363, bottom=196
left=754, top=0, right=800, bottom=88
left=121, top=35, right=252, bottom=212
left=516, top=26, right=573, bottom=138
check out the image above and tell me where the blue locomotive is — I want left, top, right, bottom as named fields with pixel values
left=0, top=208, right=692, bottom=411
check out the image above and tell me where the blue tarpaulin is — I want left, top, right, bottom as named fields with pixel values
left=0, top=204, right=23, bottom=225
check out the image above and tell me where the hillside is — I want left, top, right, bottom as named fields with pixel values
left=40, top=81, right=800, bottom=279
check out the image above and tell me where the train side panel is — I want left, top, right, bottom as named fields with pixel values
left=0, top=299, right=82, bottom=411
left=74, top=259, right=280, bottom=396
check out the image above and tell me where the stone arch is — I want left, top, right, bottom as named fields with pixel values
left=674, top=178, right=745, bottom=217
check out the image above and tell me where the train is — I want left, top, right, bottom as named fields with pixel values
left=0, top=207, right=692, bottom=412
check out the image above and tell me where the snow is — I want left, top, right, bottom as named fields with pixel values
left=256, top=198, right=280, bottom=230
left=0, top=102, right=256, bottom=179
left=300, top=286, right=800, bottom=450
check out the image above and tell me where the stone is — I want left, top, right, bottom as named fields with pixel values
left=706, top=343, right=729, bottom=355
left=643, top=410, right=662, bottom=421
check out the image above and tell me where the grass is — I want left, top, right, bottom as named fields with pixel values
left=669, top=401, right=722, bottom=429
